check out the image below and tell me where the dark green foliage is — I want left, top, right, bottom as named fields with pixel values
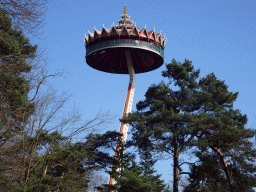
left=184, top=151, right=256, bottom=192
left=230, top=165, right=256, bottom=192
left=122, top=59, right=202, bottom=192
left=0, top=9, right=38, bottom=191
left=137, top=150, right=171, bottom=192
left=102, top=149, right=170, bottom=192
left=117, top=160, right=154, bottom=192
left=0, top=9, right=37, bottom=124
left=88, top=130, right=170, bottom=192
left=188, top=73, right=256, bottom=191
left=121, top=59, right=256, bottom=192
left=112, top=150, right=171, bottom=192
left=184, top=152, right=229, bottom=192
left=1, top=130, right=123, bottom=192
left=85, top=131, right=123, bottom=169
left=22, top=130, right=103, bottom=191
left=110, top=147, right=170, bottom=192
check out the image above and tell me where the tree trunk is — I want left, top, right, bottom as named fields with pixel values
left=211, top=146, right=234, bottom=192
left=173, top=135, right=179, bottom=192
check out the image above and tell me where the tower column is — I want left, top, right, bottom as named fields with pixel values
left=108, top=49, right=136, bottom=189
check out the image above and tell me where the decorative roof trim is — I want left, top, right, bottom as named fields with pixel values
left=130, top=27, right=139, bottom=36
left=155, top=33, right=161, bottom=42
left=148, top=30, right=156, bottom=41
left=83, top=35, right=88, bottom=46
left=120, top=26, right=129, bottom=35
left=84, top=35, right=88, bottom=44
left=88, top=32, right=94, bottom=42
left=101, top=27, right=110, bottom=37
left=110, top=26, right=120, bottom=35
left=139, top=27, right=148, bottom=38
left=94, top=28, right=101, bottom=39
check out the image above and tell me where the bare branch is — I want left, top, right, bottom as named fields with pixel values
left=0, top=0, right=48, bottom=36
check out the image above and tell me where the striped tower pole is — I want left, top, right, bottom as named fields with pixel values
left=108, top=49, right=136, bottom=189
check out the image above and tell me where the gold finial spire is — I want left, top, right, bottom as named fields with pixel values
left=124, top=5, right=127, bottom=14
left=124, top=0, right=127, bottom=14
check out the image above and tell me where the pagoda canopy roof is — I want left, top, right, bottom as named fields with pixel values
left=84, top=5, right=167, bottom=49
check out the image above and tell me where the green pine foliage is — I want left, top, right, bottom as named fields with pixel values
left=184, top=150, right=256, bottom=192
left=21, top=130, right=96, bottom=191
left=121, top=59, right=202, bottom=192
left=2, top=129, right=120, bottom=191
left=184, top=152, right=229, bottom=192
left=117, top=160, right=153, bottom=192
left=105, top=152, right=171, bottom=192
left=87, top=131, right=170, bottom=192
left=121, top=59, right=256, bottom=192
left=0, top=9, right=37, bottom=123
left=188, top=72, right=256, bottom=191
left=138, top=150, right=170, bottom=192
left=113, top=149, right=171, bottom=192
left=0, top=9, right=38, bottom=191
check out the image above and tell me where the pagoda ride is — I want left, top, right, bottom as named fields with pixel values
left=84, top=4, right=167, bottom=189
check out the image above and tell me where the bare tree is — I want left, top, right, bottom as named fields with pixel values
left=0, top=0, right=47, bottom=35
left=0, top=87, right=116, bottom=191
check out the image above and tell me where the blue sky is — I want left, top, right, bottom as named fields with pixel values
left=31, top=0, right=256, bottom=188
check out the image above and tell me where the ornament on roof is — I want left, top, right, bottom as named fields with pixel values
left=124, top=5, right=127, bottom=14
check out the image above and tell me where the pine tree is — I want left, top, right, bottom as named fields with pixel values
left=0, top=10, right=37, bottom=191
left=138, top=150, right=170, bottom=192
left=184, top=150, right=256, bottom=192
left=122, top=59, right=201, bottom=192
left=121, top=59, right=256, bottom=192
left=87, top=131, right=171, bottom=192
left=117, top=160, right=153, bottom=192
left=108, top=153, right=171, bottom=192
left=0, top=9, right=37, bottom=137
left=188, top=73, right=256, bottom=191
